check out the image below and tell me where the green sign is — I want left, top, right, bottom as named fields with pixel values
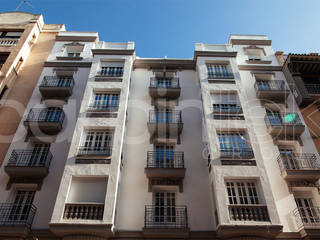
left=284, top=113, right=296, bottom=123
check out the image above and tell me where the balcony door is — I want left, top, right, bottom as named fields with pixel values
left=296, top=198, right=320, bottom=224
left=9, top=190, right=35, bottom=222
left=157, top=78, right=172, bottom=88
left=153, top=192, right=176, bottom=225
left=266, top=109, right=282, bottom=125
left=83, top=131, right=113, bottom=154
left=155, top=145, right=174, bottom=168
left=279, top=147, right=299, bottom=170
left=43, top=107, right=62, bottom=122
left=29, top=143, right=50, bottom=166
left=155, top=110, right=173, bottom=123
left=218, top=133, right=247, bottom=150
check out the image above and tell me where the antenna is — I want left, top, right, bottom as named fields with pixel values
left=15, top=0, right=34, bottom=11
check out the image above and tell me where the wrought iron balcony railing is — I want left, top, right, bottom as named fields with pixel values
left=40, top=76, right=74, bottom=88
left=229, top=205, right=270, bottom=222
left=220, top=148, right=254, bottom=159
left=213, top=104, right=243, bottom=114
left=208, top=72, right=234, bottom=79
left=0, top=203, right=36, bottom=227
left=63, top=203, right=104, bottom=220
left=254, top=80, right=288, bottom=92
left=147, top=151, right=184, bottom=168
left=305, top=84, right=320, bottom=95
left=293, top=207, right=320, bottom=229
left=25, top=108, right=65, bottom=124
left=144, top=205, right=188, bottom=228
left=277, top=153, right=319, bottom=171
left=0, top=39, right=18, bottom=47
left=7, top=149, right=52, bottom=168
left=77, top=145, right=112, bottom=157
left=97, top=67, right=123, bottom=77
left=149, top=110, right=182, bottom=124
left=150, top=78, right=180, bottom=88
left=265, top=113, right=304, bottom=127
left=87, top=103, right=119, bottom=112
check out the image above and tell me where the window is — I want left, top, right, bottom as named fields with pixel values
left=153, top=192, right=176, bottom=224
left=0, top=54, right=9, bottom=65
left=100, top=66, right=123, bottom=77
left=67, top=52, right=80, bottom=57
left=207, top=64, right=233, bottom=79
left=91, top=93, right=120, bottom=111
left=154, top=145, right=174, bottom=168
left=80, top=130, right=113, bottom=156
left=244, top=47, right=265, bottom=61
left=15, top=57, right=23, bottom=72
left=295, top=198, right=320, bottom=224
left=0, top=31, right=23, bottom=39
left=226, top=181, right=259, bottom=205
left=212, top=93, right=243, bottom=116
left=218, top=133, right=248, bottom=150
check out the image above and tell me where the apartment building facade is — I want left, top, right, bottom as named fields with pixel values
left=0, top=14, right=318, bottom=240
left=0, top=12, right=63, bottom=165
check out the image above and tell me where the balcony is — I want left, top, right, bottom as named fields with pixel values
left=39, top=76, right=74, bottom=99
left=294, top=207, right=320, bottom=237
left=0, top=39, right=18, bottom=47
left=277, top=153, right=320, bottom=181
left=255, top=80, right=290, bottom=102
left=147, top=111, right=183, bottom=142
left=208, top=72, right=234, bottom=79
left=228, top=204, right=270, bottom=222
left=95, top=68, right=123, bottom=81
left=87, top=104, right=119, bottom=118
left=305, top=84, right=320, bottom=96
left=63, top=203, right=104, bottom=220
left=24, top=108, right=65, bottom=135
left=145, top=151, right=185, bottom=179
left=213, top=104, right=243, bottom=114
left=149, top=78, right=181, bottom=99
left=0, top=203, right=36, bottom=238
left=77, top=146, right=112, bottom=158
left=50, top=202, right=112, bottom=238
left=265, top=113, right=305, bottom=137
left=4, top=149, right=52, bottom=179
left=220, top=148, right=254, bottom=159
left=143, top=205, right=189, bottom=237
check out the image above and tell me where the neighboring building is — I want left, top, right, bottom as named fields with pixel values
left=0, top=12, right=64, bottom=165
left=279, top=53, right=320, bottom=154
left=0, top=13, right=319, bottom=240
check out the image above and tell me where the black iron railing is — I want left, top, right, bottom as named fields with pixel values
left=229, top=205, right=270, bottom=222
left=0, top=203, right=36, bottom=227
left=7, top=149, right=52, bottom=168
left=97, top=67, right=123, bottom=77
left=144, top=205, right=188, bottom=228
left=63, top=203, right=104, bottom=220
left=77, top=145, right=112, bottom=156
left=293, top=207, right=320, bottom=229
left=212, top=104, right=243, bottom=114
left=305, top=84, right=320, bottom=95
left=254, top=80, right=288, bottom=92
left=146, top=151, right=184, bottom=168
left=265, top=113, right=304, bottom=127
left=208, top=72, right=234, bottom=79
left=87, top=103, right=119, bottom=112
left=150, top=78, right=180, bottom=88
left=25, top=108, right=65, bottom=124
left=220, top=148, right=254, bottom=159
left=277, top=153, right=319, bottom=171
left=149, top=110, right=182, bottom=123
left=40, top=76, right=74, bottom=88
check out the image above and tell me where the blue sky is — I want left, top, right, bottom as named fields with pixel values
left=2, top=0, right=320, bottom=58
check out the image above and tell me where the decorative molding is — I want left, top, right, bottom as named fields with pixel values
left=194, top=51, right=237, bottom=60
left=238, top=65, right=282, bottom=71
left=230, top=39, right=272, bottom=46
left=44, top=61, right=92, bottom=68
left=92, top=49, right=135, bottom=56
left=134, top=58, right=195, bottom=70
left=56, top=35, right=97, bottom=42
